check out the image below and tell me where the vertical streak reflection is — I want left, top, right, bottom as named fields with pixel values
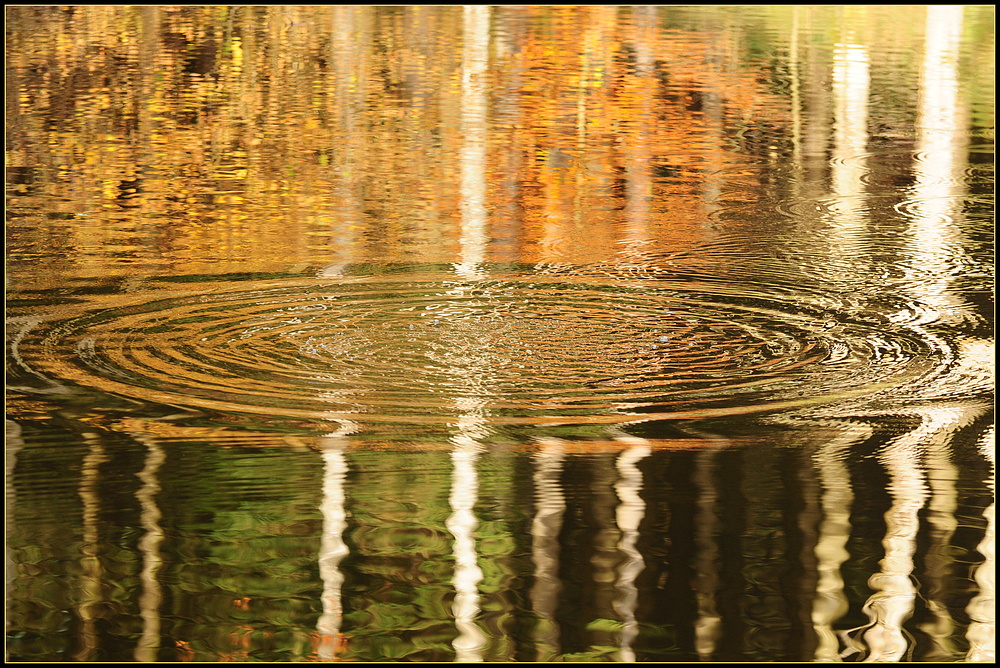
left=966, top=425, right=995, bottom=662
left=811, top=424, right=869, bottom=661
left=530, top=439, right=567, bottom=661
left=316, top=431, right=351, bottom=661
left=75, top=434, right=108, bottom=662
left=456, top=5, right=491, bottom=279
left=830, top=38, right=870, bottom=236
left=447, top=431, right=487, bottom=662
left=318, top=6, right=371, bottom=279
left=619, top=6, right=656, bottom=260
left=5, top=421, right=24, bottom=621
left=134, top=437, right=166, bottom=663
left=858, top=409, right=972, bottom=661
left=613, top=443, right=651, bottom=662
left=692, top=448, right=722, bottom=661
left=859, top=434, right=928, bottom=661
left=908, top=4, right=968, bottom=323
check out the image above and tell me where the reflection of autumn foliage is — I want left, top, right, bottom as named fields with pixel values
left=9, top=5, right=787, bottom=280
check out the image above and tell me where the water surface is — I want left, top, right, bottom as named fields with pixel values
left=6, top=5, right=994, bottom=662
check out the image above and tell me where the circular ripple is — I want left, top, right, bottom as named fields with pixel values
left=18, top=270, right=944, bottom=426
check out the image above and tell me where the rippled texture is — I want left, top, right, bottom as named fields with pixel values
left=5, top=4, right=995, bottom=663
left=10, top=260, right=977, bottom=435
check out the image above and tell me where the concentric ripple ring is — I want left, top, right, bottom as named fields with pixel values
left=15, top=269, right=944, bottom=426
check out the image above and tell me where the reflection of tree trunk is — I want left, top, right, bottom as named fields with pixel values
left=529, top=440, right=566, bottom=661
left=456, top=5, right=490, bottom=278
left=810, top=424, right=869, bottom=661
left=134, top=437, right=166, bottom=662
left=588, top=453, right=622, bottom=650
left=907, top=5, right=968, bottom=324
left=5, top=420, right=24, bottom=612
left=830, top=35, right=869, bottom=243
left=792, top=446, right=820, bottom=659
left=447, top=438, right=486, bottom=661
left=966, top=426, right=995, bottom=662
left=692, top=449, right=722, bottom=660
left=75, top=434, right=109, bottom=662
left=800, top=7, right=831, bottom=198
left=859, top=409, right=972, bottom=661
left=620, top=6, right=656, bottom=260
left=612, top=444, right=651, bottom=662
left=787, top=7, right=803, bottom=195
left=316, top=435, right=350, bottom=661
left=920, top=430, right=959, bottom=659
left=319, top=7, right=372, bottom=278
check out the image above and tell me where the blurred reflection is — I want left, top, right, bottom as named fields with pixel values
left=529, top=439, right=567, bottom=661
left=3, top=5, right=995, bottom=664
left=316, top=429, right=352, bottom=661
left=5, top=421, right=24, bottom=623
left=854, top=407, right=978, bottom=661
left=810, top=423, right=871, bottom=661
left=612, top=441, right=651, bottom=661
left=76, top=434, right=108, bottom=662
left=966, top=426, right=995, bottom=663
left=318, top=6, right=371, bottom=278
left=906, top=4, right=969, bottom=324
left=447, top=430, right=487, bottom=662
left=830, top=37, right=870, bottom=238
left=693, top=448, right=723, bottom=660
left=134, top=436, right=166, bottom=662
left=456, top=5, right=490, bottom=280
left=618, top=7, right=656, bottom=262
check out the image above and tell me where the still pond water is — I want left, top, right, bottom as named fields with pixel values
left=5, top=5, right=995, bottom=662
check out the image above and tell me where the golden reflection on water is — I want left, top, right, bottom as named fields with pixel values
left=7, top=5, right=799, bottom=279
left=5, top=4, right=995, bottom=664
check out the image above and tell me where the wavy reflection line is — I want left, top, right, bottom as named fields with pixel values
left=619, top=5, right=656, bottom=260
left=851, top=407, right=974, bottom=662
left=6, top=420, right=24, bottom=614
left=906, top=4, right=968, bottom=326
left=134, top=436, right=166, bottom=663
left=612, top=441, right=652, bottom=662
left=530, top=438, right=567, bottom=661
left=456, top=4, right=490, bottom=280
left=919, top=424, right=961, bottom=659
left=75, top=433, right=109, bottom=662
left=966, top=424, right=995, bottom=662
left=693, top=447, right=723, bottom=660
left=830, top=39, right=870, bottom=236
left=318, top=6, right=371, bottom=279
left=448, top=433, right=487, bottom=662
left=316, top=429, right=352, bottom=661
left=811, top=422, right=871, bottom=661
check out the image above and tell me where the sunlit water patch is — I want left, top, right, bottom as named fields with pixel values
left=8, top=263, right=983, bottom=434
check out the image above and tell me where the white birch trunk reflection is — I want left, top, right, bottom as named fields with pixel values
left=620, top=6, right=656, bottom=260
left=447, top=428, right=487, bottom=662
left=134, top=437, right=166, bottom=662
left=857, top=407, right=974, bottom=661
left=612, top=442, right=651, bottom=662
left=906, top=4, right=968, bottom=325
left=318, top=6, right=371, bottom=279
left=830, top=38, right=869, bottom=240
left=810, top=424, right=870, bottom=661
left=858, top=443, right=924, bottom=661
left=316, top=429, right=351, bottom=661
left=447, top=9, right=491, bottom=656
left=456, top=5, right=491, bottom=280
left=966, top=425, right=995, bottom=662
left=530, top=439, right=566, bottom=661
